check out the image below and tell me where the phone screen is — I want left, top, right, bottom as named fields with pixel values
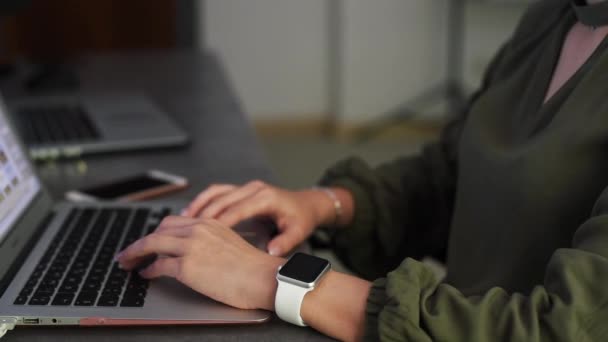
left=81, top=174, right=170, bottom=199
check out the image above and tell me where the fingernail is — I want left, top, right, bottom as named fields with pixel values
left=113, top=253, right=122, bottom=262
left=268, top=247, right=280, bottom=256
left=180, top=208, right=188, bottom=216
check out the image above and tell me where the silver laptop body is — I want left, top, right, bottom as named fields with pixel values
left=8, top=94, right=189, bottom=160
left=0, top=95, right=271, bottom=327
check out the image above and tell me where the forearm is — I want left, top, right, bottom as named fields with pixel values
left=300, top=270, right=371, bottom=342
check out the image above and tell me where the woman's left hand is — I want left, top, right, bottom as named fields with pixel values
left=116, top=215, right=284, bottom=311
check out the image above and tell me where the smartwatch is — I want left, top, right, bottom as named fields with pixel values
left=275, top=252, right=331, bottom=326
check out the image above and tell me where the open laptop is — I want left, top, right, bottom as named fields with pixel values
left=7, top=93, right=189, bottom=160
left=0, top=95, right=272, bottom=330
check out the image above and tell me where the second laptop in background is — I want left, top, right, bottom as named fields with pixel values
left=8, top=93, right=189, bottom=160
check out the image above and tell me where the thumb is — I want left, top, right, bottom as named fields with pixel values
left=267, top=228, right=303, bottom=256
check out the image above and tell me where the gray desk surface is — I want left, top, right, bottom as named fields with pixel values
left=1, top=50, right=333, bottom=341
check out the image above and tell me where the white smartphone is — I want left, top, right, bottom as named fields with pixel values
left=65, top=170, right=188, bottom=202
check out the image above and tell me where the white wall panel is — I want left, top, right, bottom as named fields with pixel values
left=203, top=0, right=329, bottom=119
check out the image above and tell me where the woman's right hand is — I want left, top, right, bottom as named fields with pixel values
left=181, top=180, right=337, bottom=256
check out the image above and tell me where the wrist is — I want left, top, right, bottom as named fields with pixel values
left=300, top=270, right=371, bottom=341
left=303, top=187, right=353, bottom=227
left=298, top=189, right=337, bottom=227
left=253, top=255, right=285, bottom=311
left=300, top=269, right=337, bottom=325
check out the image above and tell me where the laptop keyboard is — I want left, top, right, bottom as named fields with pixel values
left=13, top=206, right=171, bottom=307
left=16, top=105, right=101, bottom=144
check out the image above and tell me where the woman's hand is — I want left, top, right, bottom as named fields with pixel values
left=116, top=215, right=371, bottom=342
left=116, top=216, right=284, bottom=310
left=181, top=180, right=338, bottom=256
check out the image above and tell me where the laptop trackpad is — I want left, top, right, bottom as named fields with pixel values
left=143, top=277, right=270, bottom=322
left=148, top=277, right=222, bottom=307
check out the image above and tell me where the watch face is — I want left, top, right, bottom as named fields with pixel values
left=279, top=253, right=330, bottom=283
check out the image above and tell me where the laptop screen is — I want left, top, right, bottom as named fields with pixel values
left=0, top=105, right=41, bottom=243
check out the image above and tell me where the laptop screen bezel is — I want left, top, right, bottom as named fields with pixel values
left=0, top=96, right=54, bottom=295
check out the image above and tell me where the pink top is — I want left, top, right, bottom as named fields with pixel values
left=545, top=11, right=608, bottom=102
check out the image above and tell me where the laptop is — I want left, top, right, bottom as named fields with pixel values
left=0, top=95, right=272, bottom=330
left=7, top=93, right=189, bottom=160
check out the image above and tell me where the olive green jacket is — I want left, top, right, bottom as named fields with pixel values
left=321, top=0, right=608, bottom=340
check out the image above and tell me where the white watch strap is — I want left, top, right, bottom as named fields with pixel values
left=275, top=280, right=312, bottom=326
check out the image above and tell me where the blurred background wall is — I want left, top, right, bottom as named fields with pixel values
left=204, top=0, right=330, bottom=122
left=202, top=0, right=528, bottom=129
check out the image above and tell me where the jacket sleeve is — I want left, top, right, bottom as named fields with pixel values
left=318, top=141, right=458, bottom=280
left=363, top=186, right=608, bottom=341
left=318, top=42, right=510, bottom=280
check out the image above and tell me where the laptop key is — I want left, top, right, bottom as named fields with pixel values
left=97, top=295, right=119, bottom=307
left=68, top=267, right=87, bottom=278
left=29, top=292, right=52, bottom=305
left=75, top=292, right=98, bottom=306
left=120, top=296, right=144, bottom=307
left=102, top=287, right=123, bottom=295
left=30, top=270, right=44, bottom=280
left=85, top=273, right=104, bottom=283
left=106, top=277, right=125, bottom=288
left=109, top=268, right=128, bottom=280
left=97, top=252, right=113, bottom=261
left=63, top=241, right=78, bottom=251
left=20, top=287, right=34, bottom=297
left=129, top=273, right=148, bottom=285
left=95, top=260, right=112, bottom=270
left=57, top=251, right=73, bottom=259
left=45, top=271, right=64, bottom=280
left=59, top=283, right=78, bottom=293
left=124, top=289, right=146, bottom=299
left=63, top=274, right=82, bottom=284
left=36, top=284, right=56, bottom=293
left=51, top=293, right=75, bottom=306
left=100, top=245, right=115, bottom=254
left=23, top=280, right=38, bottom=291
left=40, top=277, right=60, bottom=289
left=14, top=296, right=28, bottom=305
left=82, top=282, right=101, bottom=292
left=34, top=263, right=47, bottom=273
left=71, top=260, right=88, bottom=269
left=48, top=264, right=67, bottom=274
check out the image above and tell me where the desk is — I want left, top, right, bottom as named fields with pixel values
left=1, top=50, right=334, bottom=341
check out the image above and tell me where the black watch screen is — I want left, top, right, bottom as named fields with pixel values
left=278, top=253, right=330, bottom=283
